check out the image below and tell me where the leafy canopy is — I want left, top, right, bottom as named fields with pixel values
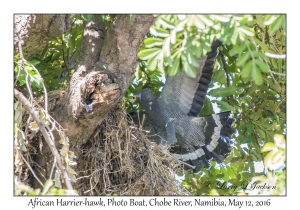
left=127, top=14, right=286, bottom=195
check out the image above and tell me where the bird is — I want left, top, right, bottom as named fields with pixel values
left=131, top=39, right=236, bottom=173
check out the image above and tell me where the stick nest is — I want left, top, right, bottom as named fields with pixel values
left=77, top=106, right=182, bottom=196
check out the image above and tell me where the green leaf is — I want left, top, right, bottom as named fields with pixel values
left=162, top=36, right=171, bottom=57
left=252, top=51, right=267, bottom=59
left=158, top=17, right=175, bottom=29
left=27, top=70, right=43, bottom=88
left=213, top=100, right=234, bottom=111
left=147, top=55, right=158, bottom=71
left=214, top=15, right=231, bottom=22
left=253, top=109, right=262, bottom=121
left=41, top=180, right=53, bottom=195
left=212, top=70, right=226, bottom=84
left=256, top=128, right=266, bottom=139
left=186, top=51, right=199, bottom=67
left=274, top=134, right=286, bottom=149
left=192, top=42, right=202, bottom=58
left=170, top=29, right=177, bottom=44
left=191, top=15, right=205, bottom=29
left=150, top=26, right=170, bottom=38
left=269, top=15, right=285, bottom=34
left=246, top=122, right=254, bottom=133
left=82, top=14, right=93, bottom=21
left=182, top=56, right=196, bottom=78
left=236, top=52, right=250, bottom=66
left=241, top=60, right=254, bottom=79
left=28, top=59, right=40, bottom=66
left=241, top=135, right=254, bottom=144
left=167, top=55, right=180, bottom=76
left=157, top=58, right=164, bottom=72
left=208, top=86, right=237, bottom=97
left=252, top=65, right=263, bottom=85
left=144, top=38, right=164, bottom=48
left=256, top=15, right=265, bottom=28
left=246, top=83, right=258, bottom=95
left=130, top=15, right=135, bottom=23
left=200, top=97, right=214, bottom=116
left=255, top=59, right=270, bottom=73
left=97, top=15, right=106, bottom=22
left=261, top=142, right=277, bottom=152
left=138, top=48, right=161, bottom=60
left=254, top=37, right=276, bottom=54
left=198, top=15, right=214, bottom=26
left=230, top=25, right=239, bottom=45
left=238, top=26, right=254, bottom=37
left=264, top=15, right=279, bottom=26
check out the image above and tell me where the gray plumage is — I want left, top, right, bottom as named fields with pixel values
left=132, top=40, right=236, bottom=173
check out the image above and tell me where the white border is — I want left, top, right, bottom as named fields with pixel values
left=2, top=0, right=296, bottom=209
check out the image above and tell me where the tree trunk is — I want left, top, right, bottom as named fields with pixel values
left=14, top=14, right=156, bottom=193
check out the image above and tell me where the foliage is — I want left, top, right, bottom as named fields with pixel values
left=127, top=14, right=286, bottom=195
left=14, top=14, right=286, bottom=196
left=14, top=14, right=117, bottom=97
left=14, top=179, right=77, bottom=196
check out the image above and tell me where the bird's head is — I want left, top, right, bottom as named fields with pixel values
left=130, top=89, right=154, bottom=105
left=130, top=91, right=142, bottom=104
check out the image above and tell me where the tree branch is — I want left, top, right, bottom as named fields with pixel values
left=52, top=15, right=155, bottom=146
left=14, top=88, right=74, bottom=192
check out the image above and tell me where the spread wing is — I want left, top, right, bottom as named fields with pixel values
left=160, top=40, right=222, bottom=116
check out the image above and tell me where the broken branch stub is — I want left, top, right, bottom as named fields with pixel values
left=83, top=71, right=120, bottom=112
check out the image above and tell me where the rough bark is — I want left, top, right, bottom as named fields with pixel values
left=51, top=15, right=155, bottom=147
left=14, top=14, right=71, bottom=58
left=14, top=14, right=155, bottom=191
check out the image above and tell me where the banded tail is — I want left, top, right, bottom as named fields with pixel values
left=171, top=112, right=236, bottom=173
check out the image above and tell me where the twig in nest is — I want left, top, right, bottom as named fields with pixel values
left=14, top=88, right=74, bottom=192
left=19, top=149, right=44, bottom=187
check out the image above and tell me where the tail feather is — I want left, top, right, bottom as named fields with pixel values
left=171, top=112, right=236, bottom=173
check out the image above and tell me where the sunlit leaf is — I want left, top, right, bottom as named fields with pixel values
left=147, top=55, right=159, bottom=71
left=158, top=17, right=175, bottom=29
left=186, top=51, right=199, bottom=67
left=192, top=15, right=205, bottom=29
left=213, top=100, right=234, bottom=111
left=238, top=26, right=254, bottom=37
left=29, top=121, right=39, bottom=131
left=167, top=55, right=180, bottom=76
left=269, top=15, right=285, bottom=34
left=198, top=15, right=214, bottom=26
left=82, top=14, right=93, bottom=21
left=256, top=15, right=265, bottom=28
left=130, top=15, right=135, bottom=23
left=150, top=26, right=170, bottom=37
left=236, top=52, right=250, bottom=66
left=138, top=48, right=161, bottom=60
left=261, top=142, right=277, bottom=152
left=208, top=86, right=237, bottom=97
left=264, top=14, right=279, bottom=26
left=213, top=14, right=231, bottom=22
left=252, top=65, right=263, bottom=85
left=199, top=97, right=214, bottom=116
left=144, top=38, right=164, bottom=48
left=274, top=134, right=285, bottom=149
left=212, top=70, right=226, bottom=84
left=241, top=60, right=254, bottom=78
left=252, top=51, right=267, bottom=59
left=230, top=25, right=239, bottom=45
left=255, top=59, right=270, bottom=73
